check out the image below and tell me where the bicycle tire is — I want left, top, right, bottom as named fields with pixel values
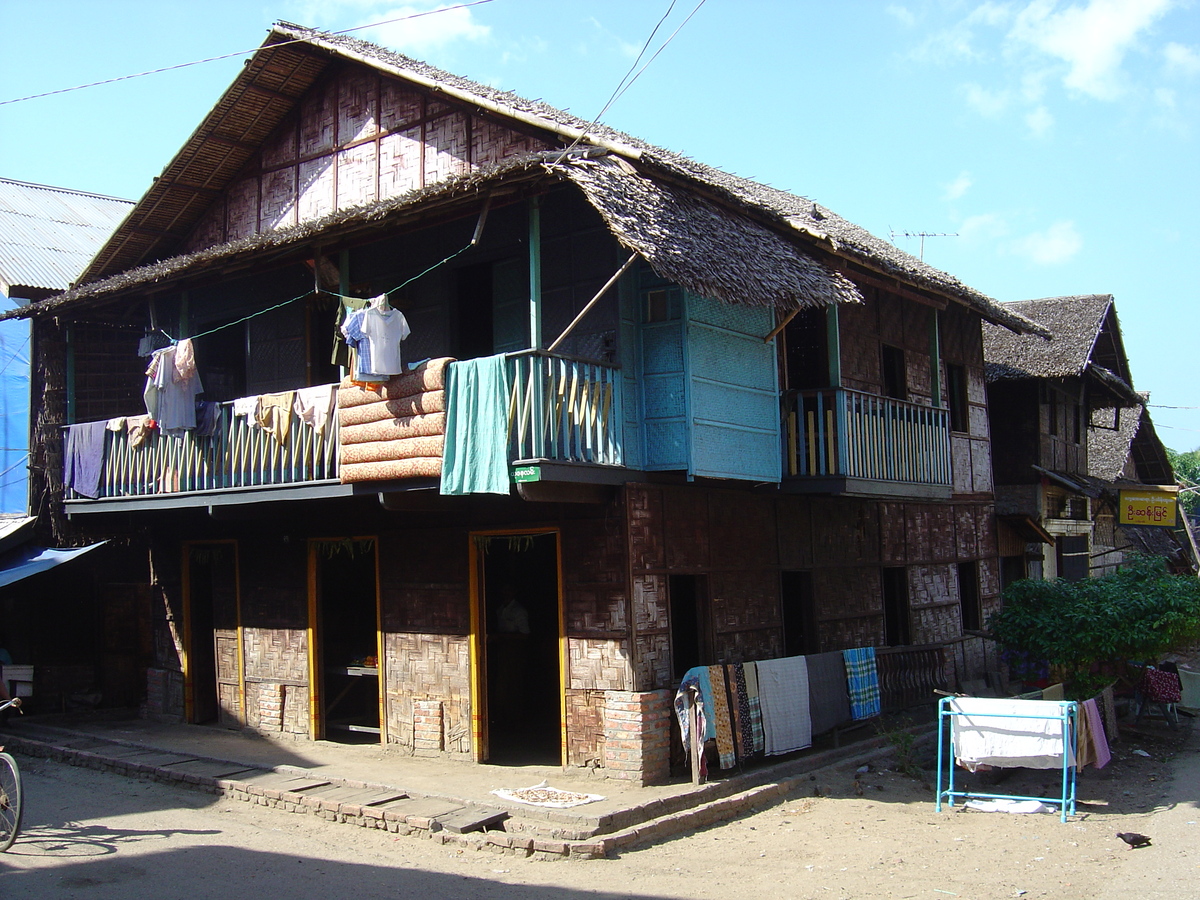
left=0, top=751, right=22, bottom=851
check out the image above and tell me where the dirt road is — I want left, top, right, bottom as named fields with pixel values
left=0, top=720, right=1194, bottom=900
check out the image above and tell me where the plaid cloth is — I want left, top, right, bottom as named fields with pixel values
left=743, top=661, right=765, bottom=754
left=842, top=647, right=881, bottom=720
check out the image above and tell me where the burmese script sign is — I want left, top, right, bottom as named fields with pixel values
left=1118, top=489, right=1177, bottom=527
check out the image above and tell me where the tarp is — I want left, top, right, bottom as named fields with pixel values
left=0, top=541, right=107, bottom=589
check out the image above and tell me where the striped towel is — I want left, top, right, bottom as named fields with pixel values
left=843, top=647, right=881, bottom=720
left=743, top=661, right=765, bottom=754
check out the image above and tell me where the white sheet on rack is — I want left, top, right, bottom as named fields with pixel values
left=949, top=697, right=1075, bottom=771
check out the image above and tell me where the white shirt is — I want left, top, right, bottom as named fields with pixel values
left=359, top=306, right=411, bottom=376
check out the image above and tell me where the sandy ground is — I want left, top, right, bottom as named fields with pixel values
left=1, top=712, right=1195, bottom=900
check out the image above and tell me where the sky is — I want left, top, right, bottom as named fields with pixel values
left=1, top=0, right=1197, bottom=450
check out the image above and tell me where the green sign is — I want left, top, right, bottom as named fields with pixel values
left=512, top=465, right=541, bottom=483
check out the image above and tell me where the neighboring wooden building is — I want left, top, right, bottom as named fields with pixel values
left=6, top=24, right=1046, bottom=783
left=984, top=294, right=1189, bottom=586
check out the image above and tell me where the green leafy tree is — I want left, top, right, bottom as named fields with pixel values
left=1166, top=447, right=1200, bottom=517
left=989, top=555, right=1200, bottom=698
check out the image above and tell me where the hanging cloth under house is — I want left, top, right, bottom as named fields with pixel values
left=756, top=655, right=813, bottom=755
left=842, top=647, right=881, bottom=720
left=439, top=354, right=512, bottom=495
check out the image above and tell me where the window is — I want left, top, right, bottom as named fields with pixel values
left=882, top=566, right=911, bottom=646
left=644, top=287, right=681, bottom=323
left=946, top=363, right=969, bottom=433
left=1056, top=535, right=1090, bottom=581
left=958, top=561, right=981, bottom=632
left=882, top=345, right=907, bottom=400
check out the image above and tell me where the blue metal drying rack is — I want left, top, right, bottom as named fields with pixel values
left=935, top=696, right=1078, bottom=822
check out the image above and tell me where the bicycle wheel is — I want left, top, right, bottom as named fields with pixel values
left=0, top=751, right=22, bottom=851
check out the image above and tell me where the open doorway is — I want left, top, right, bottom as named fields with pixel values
left=310, top=539, right=381, bottom=744
left=184, top=542, right=241, bottom=727
left=475, top=531, right=562, bottom=765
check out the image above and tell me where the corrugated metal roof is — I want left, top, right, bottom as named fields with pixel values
left=0, top=178, right=133, bottom=297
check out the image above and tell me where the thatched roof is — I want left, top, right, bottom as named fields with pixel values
left=1089, top=396, right=1175, bottom=485
left=984, top=294, right=1139, bottom=406
left=7, top=22, right=1044, bottom=334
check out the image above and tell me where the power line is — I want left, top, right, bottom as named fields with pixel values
left=553, top=0, right=708, bottom=164
left=0, top=1, right=496, bottom=106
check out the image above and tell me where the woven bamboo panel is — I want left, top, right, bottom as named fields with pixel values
left=811, top=497, right=878, bottom=564
left=710, top=569, right=780, bottom=632
left=379, top=127, right=424, bottom=199
left=563, top=587, right=626, bottom=635
left=910, top=602, right=961, bottom=645
left=633, top=632, right=672, bottom=692
left=632, top=573, right=669, bottom=632
left=261, top=166, right=298, bottom=230
left=298, top=157, right=335, bottom=222
left=708, top=492, right=775, bottom=569
left=821, top=615, right=884, bottom=652
left=338, top=67, right=376, bottom=143
left=907, top=563, right=955, bottom=609
left=472, top=117, right=549, bottom=169
left=241, top=628, right=308, bottom=682
left=565, top=689, right=605, bottom=767
left=184, top=204, right=226, bottom=253
left=337, top=143, right=377, bottom=208
left=662, top=488, right=709, bottom=569
left=626, top=485, right=665, bottom=571
left=567, top=637, right=630, bottom=691
left=714, top=627, right=779, bottom=664
left=383, top=632, right=471, bottom=754
left=776, top=495, right=814, bottom=569
left=814, top=566, right=881, bottom=621
left=423, top=112, right=470, bottom=184
left=970, top=437, right=994, bottom=493
left=380, top=81, right=423, bottom=130
left=283, top=684, right=310, bottom=736
left=299, top=78, right=336, bottom=156
left=225, top=176, right=260, bottom=242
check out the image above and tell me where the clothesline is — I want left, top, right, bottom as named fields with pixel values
left=152, top=232, right=480, bottom=347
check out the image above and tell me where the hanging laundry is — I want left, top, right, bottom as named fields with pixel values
left=440, top=355, right=512, bottom=495
left=232, top=396, right=259, bottom=420
left=341, top=307, right=384, bottom=382
left=331, top=296, right=369, bottom=369
left=756, top=655, right=813, bottom=755
left=842, top=647, right=881, bottom=720
left=673, top=666, right=718, bottom=764
left=806, top=650, right=853, bottom=736
left=707, top=664, right=738, bottom=769
left=256, top=391, right=295, bottom=445
left=742, top=661, right=765, bottom=755
left=63, top=421, right=108, bottom=499
left=194, top=401, right=220, bottom=438
left=293, top=384, right=336, bottom=436
left=949, top=697, right=1076, bottom=771
left=1075, top=697, right=1111, bottom=769
left=144, top=344, right=204, bottom=435
left=359, top=296, right=411, bottom=376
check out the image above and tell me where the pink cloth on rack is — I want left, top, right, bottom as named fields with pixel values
left=1079, top=698, right=1111, bottom=769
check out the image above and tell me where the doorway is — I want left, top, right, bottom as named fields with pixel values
left=183, top=542, right=242, bottom=727
left=473, top=531, right=562, bottom=765
left=309, top=539, right=382, bottom=744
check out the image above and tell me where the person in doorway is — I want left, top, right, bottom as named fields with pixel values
left=495, top=587, right=531, bottom=635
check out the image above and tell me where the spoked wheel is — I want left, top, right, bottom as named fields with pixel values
left=0, top=751, right=22, bottom=851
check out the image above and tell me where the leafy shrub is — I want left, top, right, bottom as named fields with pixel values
left=988, top=554, right=1200, bottom=697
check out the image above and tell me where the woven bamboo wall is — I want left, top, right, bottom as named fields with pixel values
left=183, top=65, right=551, bottom=253
left=383, top=632, right=471, bottom=753
left=565, top=688, right=606, bottom=767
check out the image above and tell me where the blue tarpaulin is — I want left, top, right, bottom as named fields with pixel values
left=0, top=541, right=107, bottom=589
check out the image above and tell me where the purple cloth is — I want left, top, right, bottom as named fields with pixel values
left=64, top=421, right=108, bottom=499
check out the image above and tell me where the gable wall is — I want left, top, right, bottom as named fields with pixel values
left=184, top=62, right=553, bottom=253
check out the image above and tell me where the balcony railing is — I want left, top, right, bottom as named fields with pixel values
left=65, top=389, right=339, bottom=500
left=786, top=388, right=951, bottom=486
left=506, top=351, right=623, bottom=467
left=877, top=643, right=950, bottom=712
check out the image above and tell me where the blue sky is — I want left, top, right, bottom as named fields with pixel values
left=1, top=0, right=1196, bottom=449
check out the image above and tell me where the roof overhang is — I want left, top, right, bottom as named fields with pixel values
left=0, top=540, right=107, bottom=590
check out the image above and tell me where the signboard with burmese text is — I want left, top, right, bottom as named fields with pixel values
left=1118, top=489, right=1177, bottom=527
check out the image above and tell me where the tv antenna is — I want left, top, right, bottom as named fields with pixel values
left=888, top=230, right=958, bottom=260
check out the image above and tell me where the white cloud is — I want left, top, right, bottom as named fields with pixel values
left=959, top=212, right=1011, bottom=243
left=1164, top=42, right=1200, bottom=77
left=963, top=82, right=1011, bottom=117
left=1011, top=220, right=1083, bottom=264
left=1008, top=0, right=1176, bottom=100
left=944, top=172, right=973, bottom=201
left=1025, top=104, right=1054, bottom=135
left=350, top=4, right=491, bottom=56
left=886, top=4, right=917, bottom=28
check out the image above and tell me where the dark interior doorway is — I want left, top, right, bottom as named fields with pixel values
left=781, top=570, right=818, bottom=657
left=669, top=574, right=712, bottom=679
left=313, top=540, right=380, bottom=744
left=481, top=532, right=561, bottom=765
left=882, top=566, right=911, bottom=646
left=186, top=543, right=240, bottom=727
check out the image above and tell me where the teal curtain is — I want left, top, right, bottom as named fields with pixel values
left=440, top=355, right=512, bottom=495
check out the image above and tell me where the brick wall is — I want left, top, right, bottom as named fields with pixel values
left=602, top=689, right=672, bottom=786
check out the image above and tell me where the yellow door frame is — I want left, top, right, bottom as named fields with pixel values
left=180, top=540, right=244, bottom=726
left=468, top=527, right=565, bottom=765
left=306, top=536, right=385, bottom=745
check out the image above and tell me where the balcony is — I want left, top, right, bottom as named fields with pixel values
left=63, top=352, right=627, bottom=511
left=784, top=388, right=952, bottom=498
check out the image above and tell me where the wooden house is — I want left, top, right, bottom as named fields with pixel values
left=5, top=24, right=1047, bottom=783
left=983, top=294, right=1188, bottom=585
